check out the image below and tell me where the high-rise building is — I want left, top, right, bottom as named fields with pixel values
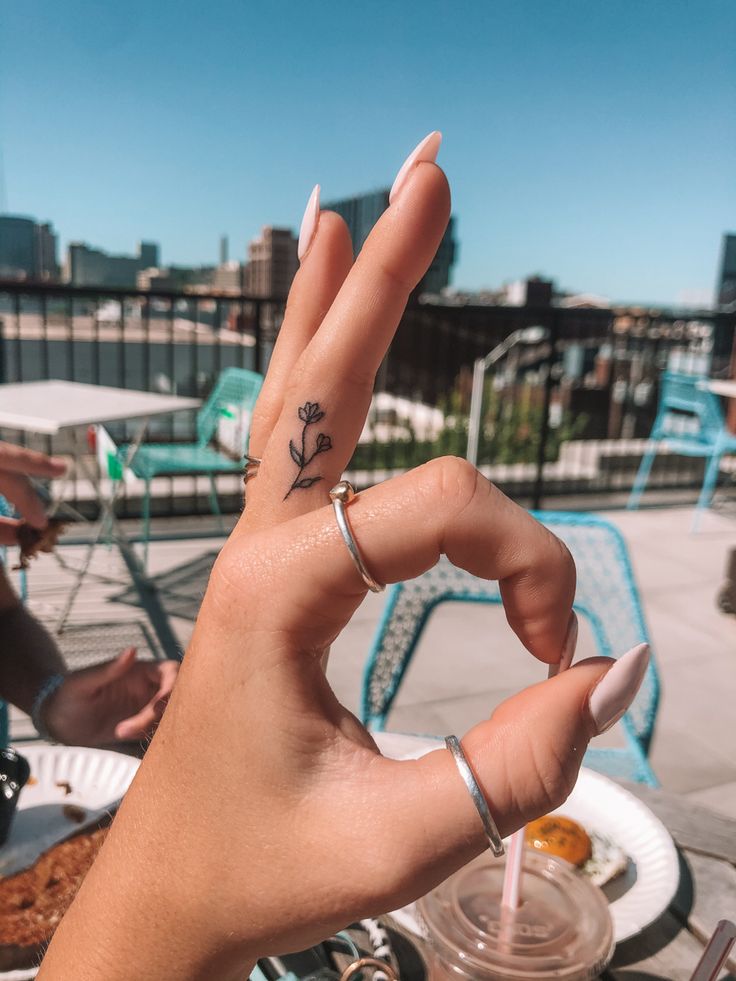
left=243, top=227, right=298, bottom=299
left=323, top=188, right=458, bottom=294
left=716, top=233, right=736, bottom=307
left=0, top=214, right=59, bottom=280
left=138, top=241, right=160, bottom=269
left=64, top=240, right=160, bottom=288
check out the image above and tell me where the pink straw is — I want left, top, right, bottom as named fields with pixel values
left=501, top=828, right=525, bottom=910
left=501, top=638, right=574, bottom=912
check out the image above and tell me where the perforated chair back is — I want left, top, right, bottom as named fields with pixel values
left=654, top=372, right=725, bottom=444
left=195, top=367, right=263, bottom=447
left=361, top=511, right=660, bottom=785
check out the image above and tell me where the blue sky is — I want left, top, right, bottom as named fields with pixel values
left=1, top=0, right=734, bottom=304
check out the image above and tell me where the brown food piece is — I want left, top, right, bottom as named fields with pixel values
left=0, top=827, right=108, bottom=971
left=27, top=775, right=38, bottom=786
left=525, top=815, right=593, bottom=868
left=62, top=804, right=86, bottom=824
left=55, top=781, right=72, bottom=796
left=13, top=518, right=67, bottom=570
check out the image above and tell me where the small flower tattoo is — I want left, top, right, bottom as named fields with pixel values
left=285, top=401, right=332, bottom=499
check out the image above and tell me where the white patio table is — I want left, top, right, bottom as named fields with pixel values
left=0, top=380, right=200, bottom=647
left=701, top=378, right=736, bottom=400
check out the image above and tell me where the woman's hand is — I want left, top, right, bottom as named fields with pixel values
left=42, top=647, right=180, bottom=746
left=0, top=441, right=66, bottom=541
left=41, top=135, right=649, bottom=981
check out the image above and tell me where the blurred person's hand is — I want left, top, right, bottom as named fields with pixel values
left=0, top=441, right=66, bottom=543
left=41, top=647, right=180, bottom=747
left=41, top=135, right=649, bottom=980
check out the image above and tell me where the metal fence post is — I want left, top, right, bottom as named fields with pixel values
left=532, top=311, right=558, bottom=510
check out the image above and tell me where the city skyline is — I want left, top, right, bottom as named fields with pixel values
left=1, top=2, right=734, bottom=305
left=3, top=208, right=736, bottom=311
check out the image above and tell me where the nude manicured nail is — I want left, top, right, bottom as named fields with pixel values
left=297, top=184, right=320, bottom=261
left=389, top=131, right=442, bottom=204
left=548, top=611, right=578, bottom=679
left=589, top=643, right=650, bottom=734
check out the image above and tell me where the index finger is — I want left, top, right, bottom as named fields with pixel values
left=0, top=442, right=67, bottom=479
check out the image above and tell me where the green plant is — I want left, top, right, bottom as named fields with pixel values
left=349, top=382, right=588, bottom=472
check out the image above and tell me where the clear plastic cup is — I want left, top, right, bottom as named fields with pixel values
left=418, top=850, right=614, bottom=980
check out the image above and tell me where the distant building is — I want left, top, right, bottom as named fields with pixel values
left=139, top=241, right=160, bottom=269
left=244, top=227, right=298, bottom=298
left=323, top=188, right=457, bottom=294
left=557, top=292, right=611, bottom=309
left=213, top=260, right=243, bottom=292
left=503, top=276, right=554, bottom=307
left=716, top=233, right=736, bottom=307
left=137, top=264, right=214, bottom=291
left=65, top=240, right=160, bottom=288
left=0, top=214, right=59, bottom=280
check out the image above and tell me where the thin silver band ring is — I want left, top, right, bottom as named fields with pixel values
left=329, top=481, right=385, bottom=593
left=445, top=735, right=505, bottom=857
left=243, top=454, right=261, bottom=484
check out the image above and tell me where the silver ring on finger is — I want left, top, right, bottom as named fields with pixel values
left=243, top=454, right=261, bottom=484
left=329, top=481, right=385, bottom=593
left=445, top=735, right=505, bottom=857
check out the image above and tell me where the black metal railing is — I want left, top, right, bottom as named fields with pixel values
left=1, top=279, right=734, bottom=518
left=351, top=301, right=735, bottom=509
left=0, top=281, right=285, bottom=517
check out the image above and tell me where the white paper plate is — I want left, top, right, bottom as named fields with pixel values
left=375, top=732, right=680, bottom=945
left=1, top=744, right=140, bottom=980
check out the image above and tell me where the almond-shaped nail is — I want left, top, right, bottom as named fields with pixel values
left=297, top=184, right=320, bottom=261
left=548, top=611, right=578, bottom=679
left=389, top=131, right=442, bottom=205
left=589, top=643, right=650, bottom=735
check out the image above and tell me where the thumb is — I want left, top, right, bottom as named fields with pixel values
left=367, top=644, right=650, bottom=909
left=96, top=646, right=138, bottom=685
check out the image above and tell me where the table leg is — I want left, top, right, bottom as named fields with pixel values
left=55, top=421, right=149, bottom=633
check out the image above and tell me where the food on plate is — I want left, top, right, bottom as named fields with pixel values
left=525, top=814, right=628, bottom=888
left=55, top=781, right=72, bottom=796
left=62, top=804, right=86, bottom=824
left=525, top=815, right=592, bottom=867
left=0, top=826, right=108, bottom=971
left=14, top=518, right=67, bottom=570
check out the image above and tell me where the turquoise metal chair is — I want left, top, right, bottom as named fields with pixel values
left=122, top=367, right=263, bottom=564
left=628, top=372, right=736, bottom=530
left=361, top=511, right=660, bottom=786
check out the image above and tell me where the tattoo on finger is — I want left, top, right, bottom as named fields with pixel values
left=284, top=401, right=332, bottom=499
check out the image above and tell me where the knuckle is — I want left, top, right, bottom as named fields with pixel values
left=540, top=526, right=576, bottom=592
left=531, top=740, right=579, bottom=815
left=375, top=258, right=415, bottom=295
left=426, top=455, right=483, bottom=513
left=290, top=352, right=374, bottom=399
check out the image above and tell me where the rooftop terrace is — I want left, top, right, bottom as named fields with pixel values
left=10, top=504, right=736, bottom=819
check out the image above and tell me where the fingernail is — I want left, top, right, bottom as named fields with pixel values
left=297, top=184, right=320, bottom=261
left=389, top=131, right=442, bottom=204
left=548, top=611, right=578, bottom=679
left=589, top=643, right=650, bottom=734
